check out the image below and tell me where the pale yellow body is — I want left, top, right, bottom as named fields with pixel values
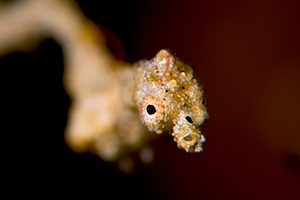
left=134, top=50, right=208, bottom=152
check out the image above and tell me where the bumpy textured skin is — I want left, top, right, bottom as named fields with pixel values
left=133, top=49, right=208, bottom=152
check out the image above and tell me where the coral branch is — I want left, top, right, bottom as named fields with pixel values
left=0, top=0, right=151, bottom=162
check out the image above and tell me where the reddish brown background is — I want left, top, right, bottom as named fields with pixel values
left=125, top=0, right=300, bottom=199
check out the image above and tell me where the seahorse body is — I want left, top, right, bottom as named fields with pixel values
left=133, top=49, right=208, bottom=152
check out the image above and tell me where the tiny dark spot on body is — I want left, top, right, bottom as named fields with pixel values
left=182, top=86, right=185, bottom=89
left=163, top=98, right=165, bottom=100
left=184, top=135, right=192, bottom=141
left=165, top=90, right=168, bottom=92
left=185, top=116, right=193, bottom=123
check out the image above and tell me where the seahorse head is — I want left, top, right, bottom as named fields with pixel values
left=133, top=49, right=208, bottom=152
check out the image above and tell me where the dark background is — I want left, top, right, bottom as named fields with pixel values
left=2, top=0, right=300, bottom=199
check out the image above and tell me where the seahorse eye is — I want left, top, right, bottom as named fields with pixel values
left=185, top=116, right=193, bottom=123
left=146, top=104, right=156, bottom=115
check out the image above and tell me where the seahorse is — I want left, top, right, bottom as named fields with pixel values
left=133, top=49, right=208, bottom=152
left=0, top=0, right=208, bottom=163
